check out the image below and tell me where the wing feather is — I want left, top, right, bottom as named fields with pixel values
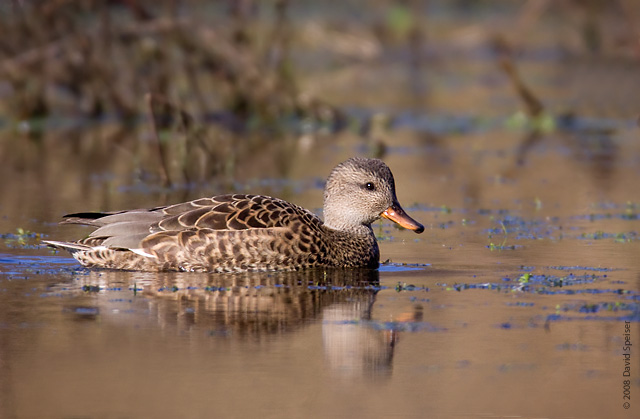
left=57, top=194, right=323, bottom=252
left=152, top=194, right=320, bottom=233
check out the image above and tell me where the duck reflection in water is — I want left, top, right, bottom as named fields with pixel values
left=55, top=267, right=415, bottom=378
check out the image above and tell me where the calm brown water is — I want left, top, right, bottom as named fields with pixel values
left=2, top=5, right=640, bottom=418
left=2, top=126, right=639, bottom=418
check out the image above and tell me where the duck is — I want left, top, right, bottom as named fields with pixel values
left=44, top=157, right=424, bottom=272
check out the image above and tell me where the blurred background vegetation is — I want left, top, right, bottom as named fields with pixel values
left=0, top=0, right=638, bottom=192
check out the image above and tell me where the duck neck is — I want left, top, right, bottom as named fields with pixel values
left=323, top=220, right=374, bottom=236
left=322, top=203, right=372, bottom=235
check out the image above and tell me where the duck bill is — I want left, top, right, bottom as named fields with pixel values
left=381, top=204, right=424, bottom=233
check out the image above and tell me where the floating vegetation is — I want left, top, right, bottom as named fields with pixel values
left=0, top=254, right=84, bottom=278
left=437, top=221, right=455, bottom=229
left=440, top=205, right=452, bottom=214
left=573, top=212, right=640, bottom=222
left=555, top=301, right=639, bottom=314
left=504, top=110, right=556, bottom=134
left=477, top=208, right=511, bottom=216
left=436, top=268, right=628, bottom=297
left=395, top=282, right=422, bottom=292
left=503, top=272, right=605, bottom=288
left=506, top=302, right=534, bottom=307
left=579, top=231, right=639, bottom=242
left=1, top=228, right=43, bottom=249
left=545, top=265, right=616, bottom=272
left=487, top=242, right=523, bottom=251
left=545, top=302, right=640, bottom=322
left=476, top=205, right=640, bottom=244
left=81, top=285, right=101, bottom=293
left=484, top=215, right=562, bottom=240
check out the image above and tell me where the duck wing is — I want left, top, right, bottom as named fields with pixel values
left=153, top=194, right=318, bottom=232
left=62, top=194, right=321, bottom=249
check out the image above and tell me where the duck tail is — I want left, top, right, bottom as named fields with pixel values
left=42, top=240, right=92, bottom=255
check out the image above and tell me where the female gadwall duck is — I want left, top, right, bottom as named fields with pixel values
left=44, top=157, right=424, bottom=272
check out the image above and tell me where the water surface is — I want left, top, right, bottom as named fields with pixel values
left=2, top=126, right=639, bottom=418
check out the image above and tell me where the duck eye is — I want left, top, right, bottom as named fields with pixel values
left=364, top=182, right=375, bottom=191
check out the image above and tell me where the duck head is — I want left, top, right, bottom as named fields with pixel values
left=323, top=157, right=424, bottom=234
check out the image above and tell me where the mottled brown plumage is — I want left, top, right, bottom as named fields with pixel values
left=44, top=157, right=424, bottom=272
